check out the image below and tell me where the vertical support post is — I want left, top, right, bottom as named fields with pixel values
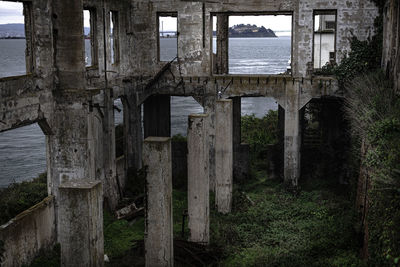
left=102, top=89, right=119, bottom=210
left=143, top=137, right=173, bottom=267
left=144, top=95, right=171, bottom=138
left=216, top=14, right=229, bottom=74
left=203, top=95, right=217, bottom=193
left=215, top=99, right=233, bottom=213
left=58, top=181, right=104, bottom=267
left=284, top=82, right=301, bottom=188
left=122, top=92, right=143, bottom=174
left=232, top=96, right=242, bottom=182
left=187, top=114, right=209, bottom=244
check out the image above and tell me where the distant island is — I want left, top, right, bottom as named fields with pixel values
left=213, top=24, right=277, bottom=38
left=229, top=24, right=277, bottom=38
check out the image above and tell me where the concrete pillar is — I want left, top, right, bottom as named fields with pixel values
left=284, top=82, right=301, bottom=188
left=102, top=89, right=119, bottom=210
left=203, top=96, right=217, bottom=192
left=143, top=137, right=173, bottom=267
left=144, top=95, right=171, bottom=138
left=187, top=114, right=209, bottom=244
left=47, top=0, right=93, bottom=200
left=216, top=14, right=229, bottom=74
left=215, top=99, right=233, bottom=214
left=52, top=0, right=85, bottom=90
left=232, top=97, right=242, bottom=182
left=58, top=181, right=104, bottom=267
left=122, top=92, right=143, bottom=174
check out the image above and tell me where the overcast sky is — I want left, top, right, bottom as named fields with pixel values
left=1, top=1, right=292, bottom=33
left=0, top=1, right=24, bottom=24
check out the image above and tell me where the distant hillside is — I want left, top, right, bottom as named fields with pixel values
left=0, top=24, right=24, bottom=38
left=0, top=23, right=90, bottom=38
left=229, top=24, right=277, bottom=38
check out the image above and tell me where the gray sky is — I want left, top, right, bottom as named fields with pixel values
left=0, top=1, right=23, bottom=24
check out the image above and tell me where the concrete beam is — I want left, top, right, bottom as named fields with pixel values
left=58, top=180, right=104, bottom=267
left=143, top=137, right=173, bottom=267
left=215, top=99, right=233, bottom=214
left=187, top=114, right=209, bottom=244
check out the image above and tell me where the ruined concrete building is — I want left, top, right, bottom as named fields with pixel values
left=0, top=0, right=398, bottom=265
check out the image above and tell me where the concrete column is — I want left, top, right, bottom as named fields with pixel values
left=58, top=181, right=103, bottom=267
left=122, top=92, right=143, bottom=173
left=144, top=95, right=171, bottom=138
left=203, top=96, right=216, bottom=192
left=216, top=14, right=229, bottom=74
left=232, top=97, right=242, bottom=182
left=215, top=99, right=233, bottom=214
left=47, top=0, right=93, bottom=200
left=143, top=137, right=173, bottom=267
left=187, top=114, right=209, bottom=244
left=284, top=82, right=301, bottom=188
left=102, top=89, right=119, bottom=210
left=52, top=0, right=85, bottom=90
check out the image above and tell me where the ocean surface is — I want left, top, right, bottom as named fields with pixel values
left=0, top=37, right=290, bottom=187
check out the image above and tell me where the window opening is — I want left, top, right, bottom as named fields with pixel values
left=313, top=11, right=336, bottom=69
left=84, top=8, right=97, bottom=67
left=110, top=11, right=119, bottom=65
left=0, top=2, right=27, bottom=77
left=225, top=14, right=292, bottom=75
left=158, top=13, right=178, bottom=62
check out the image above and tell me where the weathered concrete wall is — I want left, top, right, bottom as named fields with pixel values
left=58, top=180, right=104, bottom=267
left=143, top=137, right=173, bottom=267
left=0, top=196, right=56, bottom=267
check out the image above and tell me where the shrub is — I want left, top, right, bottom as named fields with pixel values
left=0, top=173, right=47, bottom=225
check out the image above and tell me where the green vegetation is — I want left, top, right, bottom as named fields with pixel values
left=28, top=244, right=60, bottom=267
left=345, top=71, right=400, bottom=266
left=241, top=110, right=279, bottom=159
left=0, top=173, right=47, bottom=225
left=211, top=177, right=362, bottom=267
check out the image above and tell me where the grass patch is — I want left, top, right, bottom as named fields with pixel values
left=210, top=177, right=362, bottom=266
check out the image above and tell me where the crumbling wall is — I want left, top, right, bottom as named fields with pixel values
left=0, top=196, right=56, bottom=267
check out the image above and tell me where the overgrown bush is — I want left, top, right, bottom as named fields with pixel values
left=345, top=71, right=400, bottom=265
left=241, top=110, right=278, bottom=160
left=0, top=173, right=47, bottom=225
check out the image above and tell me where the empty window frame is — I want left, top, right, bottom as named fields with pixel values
left=0, top=1, right=34, bottom=77
left=212, top=14, right=292, bottom=75
left=313, top=11, right=337, bottom=69
left=110, top=11, right=120, bottom=65
left=158, top=13, right=178, bottom=62
left=83, top=8, right=98, bottom=67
